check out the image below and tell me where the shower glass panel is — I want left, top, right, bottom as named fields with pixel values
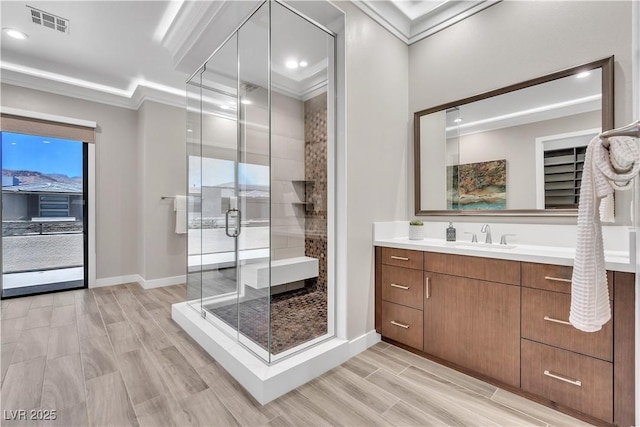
left=186, top=0, right=334, bottom=363
left=236, top=4, right=271, bottom=356
left=269, top=2, right=333, bottom=356
left=186, top=66, right=202, bottom=306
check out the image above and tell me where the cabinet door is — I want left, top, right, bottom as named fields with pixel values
left=423, top=272, right=521, bottom=387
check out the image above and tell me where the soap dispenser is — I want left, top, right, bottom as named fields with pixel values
left=446, top=222, right=456, bottom=242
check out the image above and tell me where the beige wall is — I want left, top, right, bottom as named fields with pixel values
left=137, top=101, right=186, bottom=281
left=1, top=83, right=139, bottom=279
left=409, top=0, right=634, bottom=224
left=342, top=2, right=409, bottom=339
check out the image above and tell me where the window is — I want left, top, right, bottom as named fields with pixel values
left=39, top=195, right=70, bottom=217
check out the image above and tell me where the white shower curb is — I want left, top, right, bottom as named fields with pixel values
left=172, top=301, right=352, bottom=405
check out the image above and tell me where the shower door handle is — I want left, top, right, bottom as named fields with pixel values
left=225, top=208, right=241, bottom=237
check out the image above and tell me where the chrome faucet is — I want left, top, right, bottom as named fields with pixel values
left=481, top=224, right=492, bottom=244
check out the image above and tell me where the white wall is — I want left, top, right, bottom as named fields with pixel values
left=342, top=2, right=409, bottom=339
left=1, top=83, right=139, bottom=280
left=409, top=0, right=634, bottom=224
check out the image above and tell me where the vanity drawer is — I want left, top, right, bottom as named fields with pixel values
left=381, top=247, right=423, bottom=270
left=424, top=252, right=520, bottom=285
left=381, top=301, right=423, bottom=350
left=521, top=287, right=612, bottom=361
left=521, top=339, right=613, bottom=423
left=381, top=265, right=423, bottom=310
left=521, top=262, right=613, bottom=300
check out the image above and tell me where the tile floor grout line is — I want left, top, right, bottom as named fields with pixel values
left=387, top=347, right=504, bottom=400
left=363, top=367, right=381, bottom=380
left=35, top=298, right=52, bottom=411
left=490, top=387, right=498, bottom=400
left=75, top=290, right=92, bottom=426
left=117, top=283, right=184, bottom=407
left=395, top=365, right=411, bottom=376
left=487, top=388, right=553, bottom=427
left=93, top=287, right=142, bottom=425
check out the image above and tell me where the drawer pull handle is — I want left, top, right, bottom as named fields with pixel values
left=544, top=276, right=572, bottom=283
left=390, top=320, right=410, bottom=329
left=425, top=276, right=430, bottom=299
left=543, top=370, right=582, bottom=387
left=390, top=256, right=410, bottom=261
left=543, top=316, right=572, bottom=326
left=390, top=283, right=410, bottom=290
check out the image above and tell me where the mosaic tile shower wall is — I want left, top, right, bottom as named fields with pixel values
left=304, top=93, right=328, bottom=294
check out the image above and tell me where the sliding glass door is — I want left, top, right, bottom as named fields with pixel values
left=1, top=131, right=88, bottom=298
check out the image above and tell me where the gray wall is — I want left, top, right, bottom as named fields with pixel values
left=342, top=2, right=410, bottom=339
left=409, top=0, right=634, bottom=224
left=1, top=194, right=28, bottom=220
left=455, top=110, right=600, bottom=209
left=137, top=101, right=187, bottom=281
left=1, top=83, right=139, bottom=279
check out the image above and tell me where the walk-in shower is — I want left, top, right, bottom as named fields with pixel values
left=182, top=0, right=335, bottom=368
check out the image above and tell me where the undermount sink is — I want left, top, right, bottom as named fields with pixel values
left=446, top=241, right=517, bottom=250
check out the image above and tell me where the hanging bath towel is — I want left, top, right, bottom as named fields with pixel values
left=570, top=135, right=640, bottom=332
left=173, top=195, right=188, bottom=234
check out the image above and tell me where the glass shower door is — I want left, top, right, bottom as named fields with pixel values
left=235, top=2, right=271, bottom=359
left=186, top=4, right=274, bottom=361
left=194, top=34, right=241, bottom=334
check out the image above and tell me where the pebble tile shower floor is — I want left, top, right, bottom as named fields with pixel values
left=205, top=287, right=327, bottom=354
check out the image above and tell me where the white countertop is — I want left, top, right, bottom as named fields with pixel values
left=374, top=236, right=634, bottom=273
left=373, top=221, right=636, bottom=273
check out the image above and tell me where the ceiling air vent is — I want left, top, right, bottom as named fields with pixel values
left=27, top=6, right=69, bottom=34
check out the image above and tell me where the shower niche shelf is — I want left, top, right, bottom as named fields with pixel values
left=292, top=180, right=315, bottom=212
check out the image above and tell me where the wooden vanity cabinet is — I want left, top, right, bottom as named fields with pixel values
left=376, top=247, right=424, bottom=350
left=374, top=247, right=636, bottom=427
left=423, top=272, right=521, bottom=387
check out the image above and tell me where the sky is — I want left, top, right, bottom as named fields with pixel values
left=1, top=132, right=83, bottom=177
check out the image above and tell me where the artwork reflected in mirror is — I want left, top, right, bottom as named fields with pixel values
left=414, top=56, right=613, bottom=216
left=447, top=160, right=506, bottom=210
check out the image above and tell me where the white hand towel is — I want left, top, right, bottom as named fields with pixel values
left=173, top=195, right=187, bottom=235
left=570, top=136, right=639, bottom=332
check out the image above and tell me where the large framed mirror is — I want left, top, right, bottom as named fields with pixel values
left=414, top=56, right=614, bottom=216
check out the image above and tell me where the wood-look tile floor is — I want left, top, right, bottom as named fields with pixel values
left=0, top=283, right=592, bottom=427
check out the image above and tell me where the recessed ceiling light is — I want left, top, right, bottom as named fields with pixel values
left=285, top=60, right=299, bottom=69
left=241, top=99, right=252, bottom=105
left=299, top=61, right=308, bottom=68
left=576, top=71, right=591, bottom=79
left=3, top=28, right=28, bottom=40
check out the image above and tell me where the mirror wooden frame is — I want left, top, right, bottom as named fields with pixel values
left=414, top=56, right=614, bottom=216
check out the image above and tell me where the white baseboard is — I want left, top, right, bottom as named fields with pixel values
left=140, top=274, right=186, bottom=289
left=93, top=274, right=142, bottom=288
left=348, top=330, right=381, bottom=357
left=92, top=274, right=185, bottom=289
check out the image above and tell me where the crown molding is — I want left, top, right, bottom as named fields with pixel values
left=409, top=0, right=500, bottom=45
left=1, top=64, right=187, bottom=111
left=351, top=0, right=501, bottom=46
left=350, top=0, right=409, bottom=44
